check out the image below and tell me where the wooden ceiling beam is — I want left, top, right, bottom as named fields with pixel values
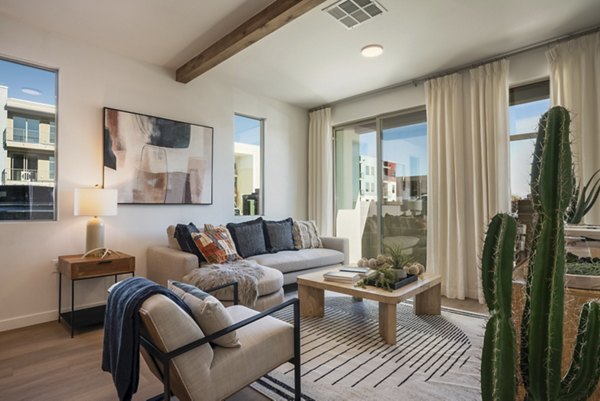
left=176, top=0, right=326, bottom=83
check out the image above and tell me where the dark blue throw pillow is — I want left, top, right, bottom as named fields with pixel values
left=226, top=218, right=267, bottom=258
left=263, top=218, right=295, bottom=253
left=174, top=222, right=205, bottom=263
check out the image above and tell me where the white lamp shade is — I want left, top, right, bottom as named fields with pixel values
left=74, top=188, right=118, bottom=217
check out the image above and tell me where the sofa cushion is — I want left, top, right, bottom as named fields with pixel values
left=292, top=220, right=322, bottom=249
left=166, top=225, right=181, bottom=250
left=193, top=225, right=240, bottom=264
left=247, top=248, right=344, bottom=274
left=263, top=218, right=295, bottom=253
left=226, top=218, right=268, bottom=258
left=169, top=281, right=240, bottom=348
left=257, top=266, right=285, bottom=295
left=174, top=222, right=205, bottom=263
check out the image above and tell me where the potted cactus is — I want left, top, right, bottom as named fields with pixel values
left=481, top=106, right=600, bottom=401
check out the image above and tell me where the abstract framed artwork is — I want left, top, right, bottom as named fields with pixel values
left=103, top=108, right=213, bottom=204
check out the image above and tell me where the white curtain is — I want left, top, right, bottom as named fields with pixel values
left=547, top=32, right=600, bottom=224
left=308, top=107, right=333, bottom=236
left=425, top=60, right=510, bottom=301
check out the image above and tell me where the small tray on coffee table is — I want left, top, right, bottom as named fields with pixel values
left=365, top=274, right=418, bottom=290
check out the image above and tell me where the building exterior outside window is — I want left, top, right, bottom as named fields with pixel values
left=0, top=57, right=57, bottom=221
left=1, top=92, right=56, bottom=187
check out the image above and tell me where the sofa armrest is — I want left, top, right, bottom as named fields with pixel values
left=146, top=246, right=199, bottom=286
left=320, top=236, right=349, bottom=265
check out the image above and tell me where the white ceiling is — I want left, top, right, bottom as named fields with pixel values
left=2, top=0, right=600, bottom=109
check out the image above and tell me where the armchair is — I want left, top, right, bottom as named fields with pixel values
left=138, top=282, right=300, bottom=401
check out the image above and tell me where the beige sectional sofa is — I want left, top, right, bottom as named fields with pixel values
left=146, top=226, right=349, bottom=308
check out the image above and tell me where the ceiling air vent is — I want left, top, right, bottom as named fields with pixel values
left=324, top=0, right=387, bottom=29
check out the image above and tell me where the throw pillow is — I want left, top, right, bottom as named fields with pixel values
left=168, top=281, right=240, bottom=348
left=174, top=222, right=205, bottom=263
left=192, top=225, right=240, bottom=264
left=226, top=218, right=268, bottom=258
left=292, top=220, right=323, bottom=249
left=263, top=218, right=295, bottom=253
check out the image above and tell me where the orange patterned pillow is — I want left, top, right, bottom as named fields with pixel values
left=192, top=225, right=240, bottom=264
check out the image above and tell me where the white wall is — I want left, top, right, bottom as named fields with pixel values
left=331, top=47, right=550, bottom=300
left=0, top=14, right=308, bottom=331
left=333, top=48, right=549, bottom=125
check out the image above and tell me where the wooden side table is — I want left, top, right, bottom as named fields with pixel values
left=58, top=252, right=135, bottom=337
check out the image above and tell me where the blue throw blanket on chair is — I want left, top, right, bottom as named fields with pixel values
left=102, top=277, right=192, bottom=401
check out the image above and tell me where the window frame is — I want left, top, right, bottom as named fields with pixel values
left=0, top=56, right=59, bottom=222
left=233, top=113, right=265, bottom=217
left=508, top=79, right=550, bottom=200
left=332, top=106, right=427, bottom=255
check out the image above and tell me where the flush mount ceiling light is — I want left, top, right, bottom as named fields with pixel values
left=361, top=44, right=384, bottom=57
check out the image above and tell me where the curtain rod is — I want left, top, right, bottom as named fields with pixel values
left=310, top=24, right=600, bottom=112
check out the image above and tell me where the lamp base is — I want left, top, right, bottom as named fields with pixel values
left=86, top=217, right=105, bottom=252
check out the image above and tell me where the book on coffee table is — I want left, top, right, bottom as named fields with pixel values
left=339, top=266, right=370, bottom=274
left=323, top=271, right=360, bottom=283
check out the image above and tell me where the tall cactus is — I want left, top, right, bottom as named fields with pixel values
left=481, top=106, right=600, bottom=400
left=481, top=213, right=517, bottom=400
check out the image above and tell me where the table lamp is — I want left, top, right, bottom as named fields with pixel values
left=74, top=187, right=118, bottom=253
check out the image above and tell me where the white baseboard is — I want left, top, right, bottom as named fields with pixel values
left=0, top=301, right=107, bottom=332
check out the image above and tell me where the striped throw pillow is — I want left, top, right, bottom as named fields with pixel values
left=292, top=220, right=323, bottom=249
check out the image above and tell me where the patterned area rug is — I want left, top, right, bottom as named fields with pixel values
left=252, top=296, right=484, bottom=401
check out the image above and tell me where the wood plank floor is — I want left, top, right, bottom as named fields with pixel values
left=0, top=296, right=486, bottom=401
left=0, top=321, right=265, bottom=401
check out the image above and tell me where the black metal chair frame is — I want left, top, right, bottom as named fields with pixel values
left=140, top=282, right=301, bottom=401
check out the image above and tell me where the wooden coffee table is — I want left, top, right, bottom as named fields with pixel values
left=297, top=270, right=442, bottom=345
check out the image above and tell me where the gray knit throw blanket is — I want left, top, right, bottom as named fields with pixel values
left=182, top=260, right=265, bottom=307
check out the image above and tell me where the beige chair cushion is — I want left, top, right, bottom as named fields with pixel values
left=193, top=305, right=294, bottom=401
left=168, top=281, right=240, bottom=348
left=139, top=295, right=213, bottom=401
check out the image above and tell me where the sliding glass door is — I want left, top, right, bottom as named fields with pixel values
left=334, top=110, right=427, bottom=265
left=334, top=120, right=377, bottom=262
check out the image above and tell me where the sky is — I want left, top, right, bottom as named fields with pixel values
left=0, top=58, right=57, bottom=105
left=359, top=122, right=428, bottom=177
left=350, top=98, right=549, bottom=198
left=508, top=98, right=550, bottom=197
left=234, top=114, right=261, bottom=145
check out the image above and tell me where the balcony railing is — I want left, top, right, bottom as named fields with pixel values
left=1, top=168, right=54, bottom=184
left=11, top=128, right=40, bottom=144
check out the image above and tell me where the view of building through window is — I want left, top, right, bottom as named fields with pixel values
left=509, top=80, right=550, bottom=201
left=234, top=114, right=263, bottom=216
left=0, top=58, right=57, bottom=221
left=335, top=110, right=427, bottom=264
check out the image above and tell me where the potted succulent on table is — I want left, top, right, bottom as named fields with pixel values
left=355, top=244, right=425, bottom=291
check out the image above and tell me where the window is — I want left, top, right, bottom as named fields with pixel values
left=234, top=114, right=263, bottom=216
left=509, top=80, right=550, bottom=201
left=0, top=57, right=57, bottom=221
left=49, top=156, right=55, bottom=180
left=334, top=109, right=427, bottom=265
left=49, top=121, right=56, bottom=144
